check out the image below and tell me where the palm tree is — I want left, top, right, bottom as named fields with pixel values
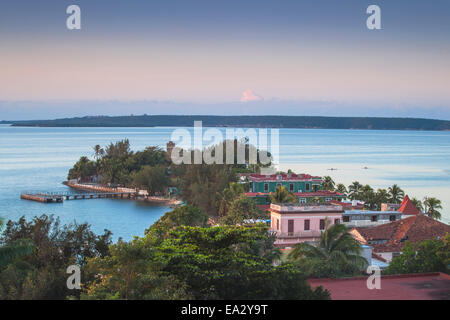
left=336, top=184, right=347, bottom=194
left=288, top=222, right=368, bottom=277
left=0, top=218, right=34, bottom=269
left=269, top=186, right=297, bottom=203
left=218, top=182, right=245, bottom=217
left=388, top=184, right=405, bottom=204
left=410, top=197, right=424, bottom=212
left=322, top=176, right=335, bottom=191
left=423, top=197, right=442, bottom=220
left=93, top=144, right=104, bottom=160
left=348, top=181, right=363, bottom=200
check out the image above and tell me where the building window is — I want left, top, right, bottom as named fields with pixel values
left=343, top=216, right=350, bottom=222
left=306, top=183, right=310, bottom=191
left=288, top=220, right=294, bottom=236
left=299, top=198, right=306, bottom=204
left=264, top=183, right=269, bottom=192
left=289, top=183, right=294, bottom=191
left=319, top=219, right=325, bottom=230
left=334, top=219, right=340, bottom=224
left=371, top=215, right=378, bottom=222
left=304, top=219, right=310, bottom=231
left=325, top=198, right=332, bottom=202
left=276, top=219, right=279, bottom=231
left=390, top=215, right=396, bottom=221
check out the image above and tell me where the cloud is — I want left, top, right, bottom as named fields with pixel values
left=240, top=90, right=263, bottom=102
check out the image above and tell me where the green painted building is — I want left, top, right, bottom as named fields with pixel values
left=248, top=173, right=323, bottom=193
left=245, top=173, right=346, bottom=205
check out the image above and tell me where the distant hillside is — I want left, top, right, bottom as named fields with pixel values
left=8, top=115, right=450, bottom=131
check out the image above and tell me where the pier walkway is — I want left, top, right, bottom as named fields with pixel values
left=20, top=191, right=136, bottom=203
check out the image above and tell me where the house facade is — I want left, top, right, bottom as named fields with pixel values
left=269, top=203, right=344, bottom=247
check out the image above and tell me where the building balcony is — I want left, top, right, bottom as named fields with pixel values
left=270, top=230, right=322, bottom=239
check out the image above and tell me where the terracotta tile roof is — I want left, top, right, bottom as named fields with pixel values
left=328, top=200, right=364, bottom=210
left=398, top=195, right=421, bottom=215
left=352, top=214, right=450, bottom=253
left=245, top=191, right=345, bottom=198
left=248, top=173, right=322, bottom=182
left=293, top=191, right=345, bottom=197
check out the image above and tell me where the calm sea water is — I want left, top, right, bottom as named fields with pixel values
left=0, top=125, right=449, bottom=240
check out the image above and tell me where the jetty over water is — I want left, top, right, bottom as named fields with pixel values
left=20, top=191, right=136, bottom=203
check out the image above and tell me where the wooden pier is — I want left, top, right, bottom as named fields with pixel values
left=20, top=191, right=136, bottom=203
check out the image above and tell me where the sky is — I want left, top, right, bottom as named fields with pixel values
left=0, top=0, right=449, bottom=120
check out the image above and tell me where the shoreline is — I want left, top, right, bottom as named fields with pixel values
left=63, top=181, right=182, bottom=206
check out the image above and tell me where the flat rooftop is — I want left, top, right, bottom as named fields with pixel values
left=308, top=273, right=450, bottom=300
left=343, top=210, right=401, bottom=216
left=270, top=203, right=344, bottom=213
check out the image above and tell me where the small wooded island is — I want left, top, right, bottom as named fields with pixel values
left=4, top=115, right=450, bottom=131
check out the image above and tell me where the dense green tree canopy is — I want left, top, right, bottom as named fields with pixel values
left=82, top=224, right=329, bottom=300
left=68, top=156, right=96, bottom=182
left=219, top=195, right=265, bottom=225
left=132, top=165, right=169, bottom=195
left=0, top=215, right=112, bottom=299
left=386, top=235, right=450, bottom=275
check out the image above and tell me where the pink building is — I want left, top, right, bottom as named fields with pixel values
left=269, top=203, right=344, bottom=247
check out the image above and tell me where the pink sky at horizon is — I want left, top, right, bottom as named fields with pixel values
left=0, top=0, right=449, bottom=119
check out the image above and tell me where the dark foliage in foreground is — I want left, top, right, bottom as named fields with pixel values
left=0, top=215, right=112, bottom=299
left=0, top=211, right=330, bottom=300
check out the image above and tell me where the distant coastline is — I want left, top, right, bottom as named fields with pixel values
left=3, top=115, right=450, bottom=131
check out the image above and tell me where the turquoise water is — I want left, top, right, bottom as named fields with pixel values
left=0, top=125, right=449, bottom=240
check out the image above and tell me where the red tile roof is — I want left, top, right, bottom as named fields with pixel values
left=328, top=200, right=364, bottom=210
left=248, top=173, right=321, bottom=181
left=308, top=273, right=450, bottom=300
left=245, top=191, right=344, bottom=198
left=351, top=214, right=450, bottom=253
left=293, top=191, right=345, bottom=197
left=398, top=195, right=421, bottom=215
